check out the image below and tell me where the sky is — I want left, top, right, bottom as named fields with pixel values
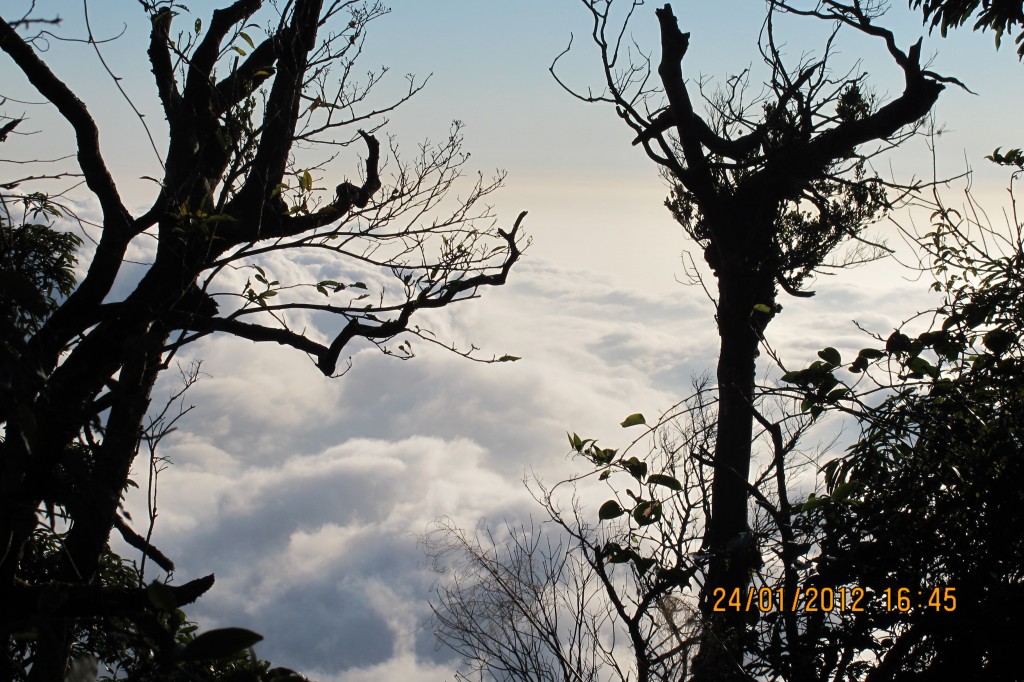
left=3, top=1, right=1022, bottom=679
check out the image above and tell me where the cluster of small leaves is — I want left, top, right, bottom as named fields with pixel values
left=0, top=209, right=81, bottom=336
left=567, top=413, right=686, bottom=577
left=780, top=174, right=1024, bottom=677
left=10, top=534, right=307, bottom=681
left=773, top=162, right=888, bottom=292
left=910, top=0, right=1024, bottom=57
left=242, top=265, right=280, bottom=308
left=780, top=346, right=850, bottom=418
left=986, top=146, right=1024, bottom=171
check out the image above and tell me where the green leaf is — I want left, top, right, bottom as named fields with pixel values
left=753, top=303, right=773, bottom=314
left=620, top=456, right=647, bottom=482
left=647, top=474, right=683, bottom=491
left=831, top=481, right=860, bottom=501
left=300, top=170, right=313, bottom=191
left=231, top=45, right=247, bottom=56
left=818, top=347, right=842, bottom=366
left=620, top=413, right=646, bottom=428
left=599, top=469, right=611, bottom=480
left=239, top=31, right=255, bottom=49
left=633, top=500, right=662, bottom=526
left=316, top=285, right=328, bottom=296
left=497, top=354, right=520, bottom=362
left=598, top=500, right=625, bottom=521
left=180, top=627, right=264, bottom=661
left=796, top=495, right=826, bottom=513
left=568, top=432, right=583, bottom=451
left=593, top=447, right=616, bottom=465
left=351, top=282, right=368, bottom=290
left=907, top=356, right=938, bottom=378
left=826, top=387, right=849, bottom=400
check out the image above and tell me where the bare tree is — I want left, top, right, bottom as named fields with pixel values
left=548, top=1, right=958, bottom=677
left=427, top=385, right=719, bottom=682
left=0, top=1, right=525, bottom=678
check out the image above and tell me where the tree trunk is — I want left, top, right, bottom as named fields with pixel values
left=692, top=245, right=776, bottom=681
left=26, top=323, right=168, bottom=682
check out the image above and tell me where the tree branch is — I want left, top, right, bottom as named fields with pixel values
left=654, top=5, right=716, bottom=203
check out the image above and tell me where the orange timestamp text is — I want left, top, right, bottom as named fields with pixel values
left=711, top=586, right=957, bottom=613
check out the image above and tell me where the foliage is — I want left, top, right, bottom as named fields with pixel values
left=428, top=388, right=720, bottom=682
left=0, top=196, right=80, bottom=336
left=780, top=171, right=1024, bottom=679
left=433, top=184, right=1024, bottom=679
left=11, top=531, right=308, bottom=681
left=909, top=0, right=1024, bottom=57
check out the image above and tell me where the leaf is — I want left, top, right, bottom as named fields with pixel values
left=568, top=432, right=583, bottom=451
left=239, top=31, right=255, bottom=49
left=818, top=347, right=842, bottom=366
left=350, top=282, right=368, bottom=290
left=633, top=500, right=662, bottom=526
left=180, top=627, right=264, bottom=661
left=632, top=555, right=657, bottom=576
left=231, top=45, right=247, bottom=56
left=497, top=355, right=520, bottom=362
left=603, top=542, right=631, bottom=564
left=592, top=447, right=616, bottom=465
left=598, top=500, right=625, bottom=521
left=907, top=356, right=938, bottom=378
left=300, top=170, right=313, bottom=191
left=194, top=18, right=202, bottom=34
left=983, top=328, right=1015, bottom=355
left=753, top=303, right=773, bottom=314
left=796, top=495, right=826, bottom=513
left=599, top=469, right=611, bottom=480
left=831, top=481, right=860, bottom=501
left=647, top=474, right=683, bottom=491
left=620, top=456, right=647, bottom=482
left=886, top=331, right=912, bottom=353
left=620, top=413, right=646, bottom=428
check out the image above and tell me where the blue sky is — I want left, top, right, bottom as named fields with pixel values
left=3, top=1, right=1021, bottom=679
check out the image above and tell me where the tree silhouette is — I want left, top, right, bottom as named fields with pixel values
left=0, top=1, right=525, bottom=678
left=550, top=1, right=957, bottom=677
